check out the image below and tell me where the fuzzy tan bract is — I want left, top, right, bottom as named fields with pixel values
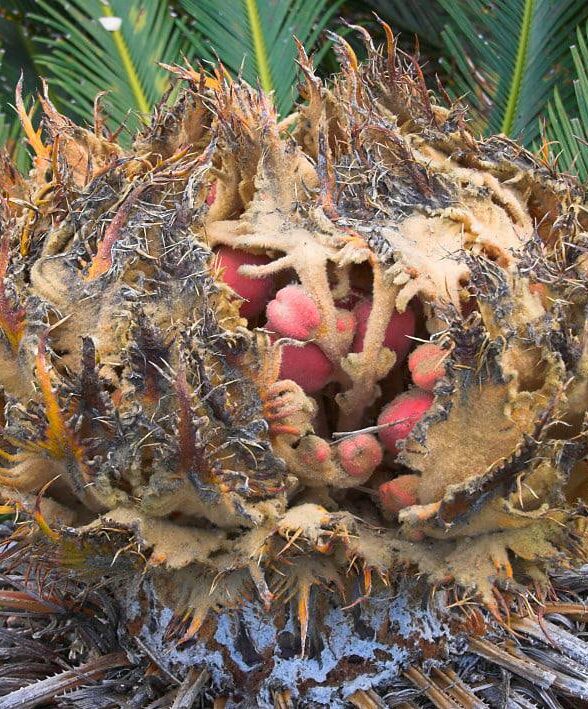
left=1, top=30, right=588, bottom=704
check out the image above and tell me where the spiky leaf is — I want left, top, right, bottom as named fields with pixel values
left=439, top=0, right=588, bottom=145
left=547, top=21, right=588, bottom=181
left=178, top=0, right=343, bottom=115
left=360, top=0, right=448, bottom=50
left=31, top=0, right=189, bottom=138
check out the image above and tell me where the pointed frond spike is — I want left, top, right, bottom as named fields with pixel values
left=180, top=609, right=207, bottom=645
left=86, top=184, right=148, bottom=280
left=297, top=578, right=311, bottom=657
left=33, top=481, right=61, bottom=542
left=160, top=61, right=222, bottom=91
left=375, top=15, right=397, bottom=75
left=34, top=338, right=88, bottom=481
left=15, top=75, right=50, bottom=162
left=36, top=337, right=68, bottom=455
left=363, top=566, right=372, bottom=597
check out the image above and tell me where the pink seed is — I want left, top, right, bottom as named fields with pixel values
left=352, top=298, right=415, bottom=365
left=337, top=434, right=383, bottom=478
left=266, top=285, right=321, bottom=340
left=378, top=474, right=420, bottom=514
left=278, top=340, right=333, bottom=394
left=377, top=389, right=434, bottom=454
left=214, top=246, right=274, bottom=318
left=408, top=343, right=446, bottom=391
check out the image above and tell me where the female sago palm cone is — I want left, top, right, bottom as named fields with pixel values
left=1, top=28, right=588, bottom=706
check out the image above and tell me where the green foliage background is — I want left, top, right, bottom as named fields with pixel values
left=1, top=0, right=588, bottom=180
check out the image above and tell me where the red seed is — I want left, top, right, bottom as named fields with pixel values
left=214, top=246, right=274, bottom=318
left=378, top=474, right=420, bottom=514
left=408, top=343, right=446, bottom=391
left=278, top=341, right=333, bottom=394
left=352, top=299, right=415, bottom=364
left=298, top=436, right=332, bottom=466
left=337, top=434, right=383, bottom=479
left=266, top=285, right=321, bottom=340
left=377, top=389, right=434, bottom=454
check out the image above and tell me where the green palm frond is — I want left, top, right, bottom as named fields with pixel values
left=0, top=104, right=29, bottom=173
left=0, top=4, right=40, bottom=98
left=0, top=1, right=42, bottom=172
left=438, top=0, right=588, bottom=145
left=179, top=0, right=343, bottom=116
left=547, top=20, right=588, bottom=182
left=31, top=0, right=189, bottom=138
left=0, top=61, right=30, bottom=173
left=358, top=0, right=448, bottom=50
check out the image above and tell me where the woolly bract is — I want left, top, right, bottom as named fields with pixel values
left=1, top=30, right=588, bottom=707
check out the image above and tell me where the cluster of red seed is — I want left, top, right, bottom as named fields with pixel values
left=214, top=246, right=447, bottom=516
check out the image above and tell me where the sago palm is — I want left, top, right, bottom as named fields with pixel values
left=1, top=3, right=588, bottom=708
